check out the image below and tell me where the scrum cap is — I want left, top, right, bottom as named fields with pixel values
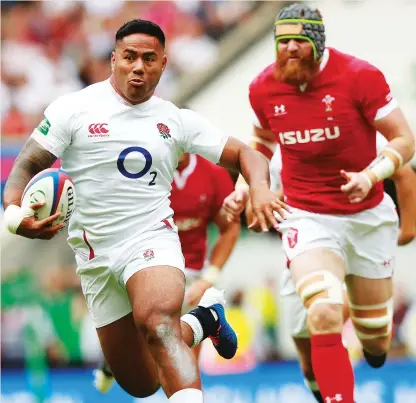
left=275, top=3, right=325, bottom=60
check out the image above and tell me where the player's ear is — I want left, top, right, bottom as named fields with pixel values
left=161, top=55, right=167, bottom=72
left=111, top=51, right=116, bottom=72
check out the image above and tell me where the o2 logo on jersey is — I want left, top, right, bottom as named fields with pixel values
left=117, top=146, right=157, bottom=185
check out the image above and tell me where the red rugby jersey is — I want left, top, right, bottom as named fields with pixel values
left=249, top=47, right=397, bottom=214
left=170, top=154, right=234, bottom=270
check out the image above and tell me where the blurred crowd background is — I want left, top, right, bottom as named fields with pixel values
left=1, top=0, right=260, bottom=136
left=1, top=1, right=416, bottom=401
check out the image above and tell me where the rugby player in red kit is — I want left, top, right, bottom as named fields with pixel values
left=223, top=4, right=415, bottom=402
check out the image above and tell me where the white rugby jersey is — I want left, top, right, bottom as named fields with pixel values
left=269, top=133, right=389, bottom=192
left=31, top=80, right=228, bottom=259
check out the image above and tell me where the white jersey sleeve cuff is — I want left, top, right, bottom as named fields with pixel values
left=30, top=129, right=65, bottom=158
left=374, top=98, right=399, bottom=121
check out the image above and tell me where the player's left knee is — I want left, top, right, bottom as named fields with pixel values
left=349, top=297, right=393, bottom=354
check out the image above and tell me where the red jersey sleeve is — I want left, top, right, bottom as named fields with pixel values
left=353, top=62, right=395, bottom=123
left=211, top=166, right=235, bottom=216
left=249, top=81, right=271, bottom=130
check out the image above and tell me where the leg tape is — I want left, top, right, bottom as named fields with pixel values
left=295, top=270, right=344, bottom=309
left=349, top=298, right=393, bottom=340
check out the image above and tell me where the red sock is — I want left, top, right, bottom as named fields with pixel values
left=311, top=333, right=355, bottom=403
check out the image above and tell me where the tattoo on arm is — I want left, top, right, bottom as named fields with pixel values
left=3, top=138, right=57, bottom=208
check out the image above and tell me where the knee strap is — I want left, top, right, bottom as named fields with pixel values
left=295, top=270, right=344, bottom=309
left=349, top=298, right=393, bottom=340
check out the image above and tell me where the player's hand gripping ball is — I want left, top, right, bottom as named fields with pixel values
left=21, top=168, right=76, bottom=229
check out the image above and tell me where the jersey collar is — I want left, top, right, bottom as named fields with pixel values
left=173, top=154, right=198, bottom=190
left=107, top=79, right=157, bottom=111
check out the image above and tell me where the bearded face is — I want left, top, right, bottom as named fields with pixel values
left=275, top=38, right=321, bottom=85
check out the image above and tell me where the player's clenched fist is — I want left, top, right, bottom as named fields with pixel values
left=249, top=181, right=290, bottom=232
left=223, top=184, right=250, bottom=222
left=340, top=170, right=373, bottom=204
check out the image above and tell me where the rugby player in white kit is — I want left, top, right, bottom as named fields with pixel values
left=2, top=20, right=289, bottom=402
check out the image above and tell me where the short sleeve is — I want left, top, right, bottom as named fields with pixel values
left=269, top=145, right=282, bottom=191
left=30, top=96, right=73, bottom=157
left=211, top=166, right=235, bottom=216
left=354, top=64, right=398, bottom=123
left=180, top=109, right=228, bottom=164
left=249, top=83, right=270, bottom=130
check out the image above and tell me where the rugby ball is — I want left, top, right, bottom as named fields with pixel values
left=21, top=168, right=76, bottom=226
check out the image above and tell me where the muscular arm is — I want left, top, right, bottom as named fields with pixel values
left=391, top=165, right=416, bottom=245
left=3, top=138, right=57, bottom=209
left=373, top=108, right=415, bottom=165
left=219, top=136, right=287, bottom=231
left=219, top=136, right=270, bottom=188
left=236, top=126, right=276, bottom=187
left=209, top=209, right=241, bottom=269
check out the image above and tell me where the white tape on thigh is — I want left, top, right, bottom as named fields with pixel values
left=349, top=298, right=393, bottom=340
left=295, top=270, right=344, bottom=308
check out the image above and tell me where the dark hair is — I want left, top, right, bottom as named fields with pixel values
left=115, top=19, right=165, bottom=48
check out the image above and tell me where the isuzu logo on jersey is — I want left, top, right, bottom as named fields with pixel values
left=279, top=126, right=340, bottom=145
left=176, top=218, right=202, bottom=231
left=88, top=123, right=109, bottom=137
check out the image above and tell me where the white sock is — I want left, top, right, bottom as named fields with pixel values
left=181, top=314, right=204, bottom=347
left=169, top=388, right=203, bottom=402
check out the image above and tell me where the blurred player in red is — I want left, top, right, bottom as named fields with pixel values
left=172, top=153, right=240, bottom=315
left=94, top=153, right=240, bottom=392
left=223, top=3, right=415, bottom=403
left=240, top=135, right=416, bottom=403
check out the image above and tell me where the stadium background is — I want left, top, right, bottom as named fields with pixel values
left=1, top=1, right=415, bottom=402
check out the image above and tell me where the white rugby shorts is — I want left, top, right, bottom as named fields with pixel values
left=279, top=193, right=398, bottom=279
left=76, top=224, right=185, bottom=328
left=278, top=194, right=398, bottom=338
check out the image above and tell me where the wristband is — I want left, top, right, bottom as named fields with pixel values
left=364, top=147, right=404, bottom=185
left=3, top=204, right=34, bottom=234
left=201, top=265, right=221, bottom=285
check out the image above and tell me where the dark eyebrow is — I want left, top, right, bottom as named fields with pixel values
left=142, top=51, right=158, bottom=58
left=124, top=48, right=138, bottom=55
left=123, top=49, right=157, bottom=58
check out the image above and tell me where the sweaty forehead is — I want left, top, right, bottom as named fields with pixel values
left=117, top=33, right=163, bottom=52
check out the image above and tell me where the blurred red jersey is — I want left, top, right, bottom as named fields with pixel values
left=249, top=47, right=397, bottom=214
left=171, top=155, right=234, bottom=271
